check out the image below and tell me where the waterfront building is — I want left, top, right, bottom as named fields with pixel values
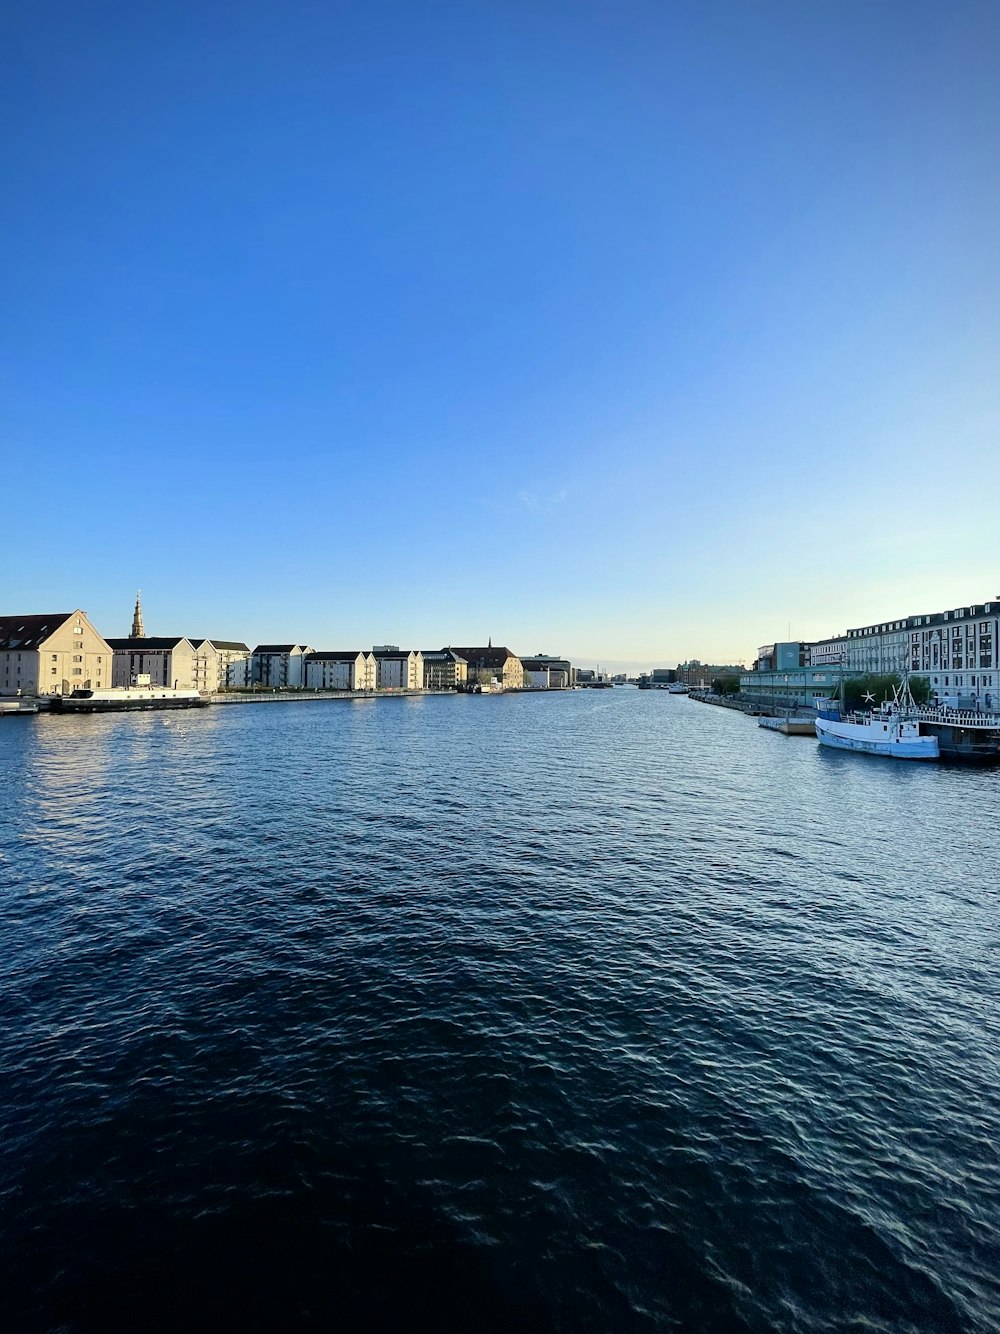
left=304, top=651, right=376, bottom=691
left=250, top=644, right=312, bottom=688
left=809, top=598, right=1000, bottom=711
left=421, top=649, right=468, bottom=691
left=521, top=654, right=573, bottom=688
left=675, top=660, right=745, bottom=689
left=372, top=647, right=423, bottom=690
left=451, top=646, right=524, bottom=690
left=649, top=668, right=676, bottom=686
left=0, top=610, right=112, bottom=697
left=107, top=636, right=197, bottom=689
left=190, top=639, right=251, bottom=691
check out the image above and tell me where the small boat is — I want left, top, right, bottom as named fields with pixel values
left=667, top=682, right=689, bottom=695
left=814, top=687, right=938, bottom=761
left=51, top=673, right=211, bottom=713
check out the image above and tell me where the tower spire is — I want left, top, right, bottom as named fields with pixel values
left=131, top=590, right=145, bottom=638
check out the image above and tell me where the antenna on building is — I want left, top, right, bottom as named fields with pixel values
left=131, top=591, right=145, bottom=639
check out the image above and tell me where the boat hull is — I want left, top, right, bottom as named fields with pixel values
left=918, top=722, right=1000, bottom=765
left=51, top=695, right=210, bottom=713
left=815, top=715, right=939, bottom=760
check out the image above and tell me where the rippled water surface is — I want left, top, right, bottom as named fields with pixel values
left=2, top=691, right=999, bottom=1332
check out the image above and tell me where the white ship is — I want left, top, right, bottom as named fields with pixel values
left=814, top=686, right=938, bottom=761
left=667, top=681, right=689, bottom=694
left=51, top=673, right=211, bottom=713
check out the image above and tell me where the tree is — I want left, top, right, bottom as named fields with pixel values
left=843, top=673, right=930, bottom=710
left=712, top=676, right=740, bottom=696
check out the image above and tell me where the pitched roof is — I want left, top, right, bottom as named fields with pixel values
left=421, top=649, right=468, bottom=664
left=252, top=644, right=304, bottom=654
left=106, top=636, right=191, bottom=651
left=371, top=648, right=417, bottom=659
left=450, top=646, right=519, bottom=669
left=305, top=651, right=365, bottom=661
left=0, top=613, right=77, bottom=650
left=191, top=639, right=250, bottom=652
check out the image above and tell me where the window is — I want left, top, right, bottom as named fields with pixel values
left=72, top=655, right=83, bottom=663
left=51, top=654, right=58, bottom=661
left=72, top=668, right=82, bottom=676
left=51, top=667, right=57, bottom=675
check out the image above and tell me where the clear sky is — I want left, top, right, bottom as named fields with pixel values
left=4, top=1, right=998, bottom=669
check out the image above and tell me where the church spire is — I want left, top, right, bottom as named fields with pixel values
left=131, top=591, right=145, bottom=638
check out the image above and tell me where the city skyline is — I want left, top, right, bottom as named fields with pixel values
left=5, top=2, right=998, bottom=667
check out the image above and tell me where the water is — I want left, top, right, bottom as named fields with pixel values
left=2, top=691, right=998, bottom=1333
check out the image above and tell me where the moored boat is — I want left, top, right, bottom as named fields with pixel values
left=51, top=673, right=210, bottom=713
left=914, top=707, right=1000, bottom=765
left=813, top=689, right=938, bottom=761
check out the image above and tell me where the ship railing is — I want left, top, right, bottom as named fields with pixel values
left=917, top=707, right=1000, bottom=728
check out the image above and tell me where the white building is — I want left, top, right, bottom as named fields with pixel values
left=0, top=610, right=112, bottom=697
left=304, top=651, right=376, bottom=691
left=810, top=598, right=1000, bottom=711
left=190, top=639, right=251, bottom=691
left=250, top=644, right=312, bottom=688
left=372, top=648, right=423, bottom=690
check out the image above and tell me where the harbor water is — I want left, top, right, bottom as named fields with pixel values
left=2, top=691, right=998, bottom=1332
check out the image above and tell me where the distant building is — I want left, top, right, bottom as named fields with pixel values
left=250, top=645, right=312, bottom=688
left=421, top=649, right=468, bottom=690
left=304, top=651, right=376, bottom=691
left=372, top=648, right=423, bottom=690
left=190, top=639, right=251, bottom=691
left=809, top=598, right=1000, bottom=711
left=107, top=636, right=197, bottom=689
left=451, top=646, right=523, bottom=690
left=0, top=610, right=112, bottom=697
left=675, top=660, right=745, bottom=689
left=521, top=654, right=573, bottom=688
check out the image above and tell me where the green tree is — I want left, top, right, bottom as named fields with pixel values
left=843, top=673, right=930, bottom=710
left=712, top=676, right=740, bottom=696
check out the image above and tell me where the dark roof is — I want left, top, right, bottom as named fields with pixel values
left=305, top=651, right=365, bottom=661
left=371, top=648, right=416, bottom=659
left=191, top=639, right=250, bottom=652
left=106, top=636, right=190, bottom=651
left=421, top=649, right=468, bottom=664
left=251, top=644, right=303, bottom=654
left=0, top=613, right=73, bottom=650
left=450, top=646, right=519, bottom=669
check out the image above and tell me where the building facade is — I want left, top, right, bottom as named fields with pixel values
left=521, top=654, right=573, bottom=688
left=190, top=639, right=251, bottom=692
left=250, top=645, right=312, bottom=688
left=372, top=648, right=423, bottom=690
left=0, top=610, right=112, bottom=697
left=809, top=599, right=1000, bottom=710
left=451, top=646, right=524, bottom=690
left=304, top=651, right=376, bottom=691
left=107, top=636, right=197, bottom=689
left=422, top=650, right=468, bottom=690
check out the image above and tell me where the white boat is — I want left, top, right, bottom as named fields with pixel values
left=51, top=673, right=210, bottom=713
left=667, top=682, right=689, bottom=694
left=814, top=689, right=938, bottom=761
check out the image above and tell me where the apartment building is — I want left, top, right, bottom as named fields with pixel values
left=0, top=610, right=112, bottom=696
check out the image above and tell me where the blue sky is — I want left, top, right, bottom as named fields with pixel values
left=3, top=1, right=998, bottom=668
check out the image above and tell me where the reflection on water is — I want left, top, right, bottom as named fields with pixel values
left=1, top=693, right=999, bottom=1333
